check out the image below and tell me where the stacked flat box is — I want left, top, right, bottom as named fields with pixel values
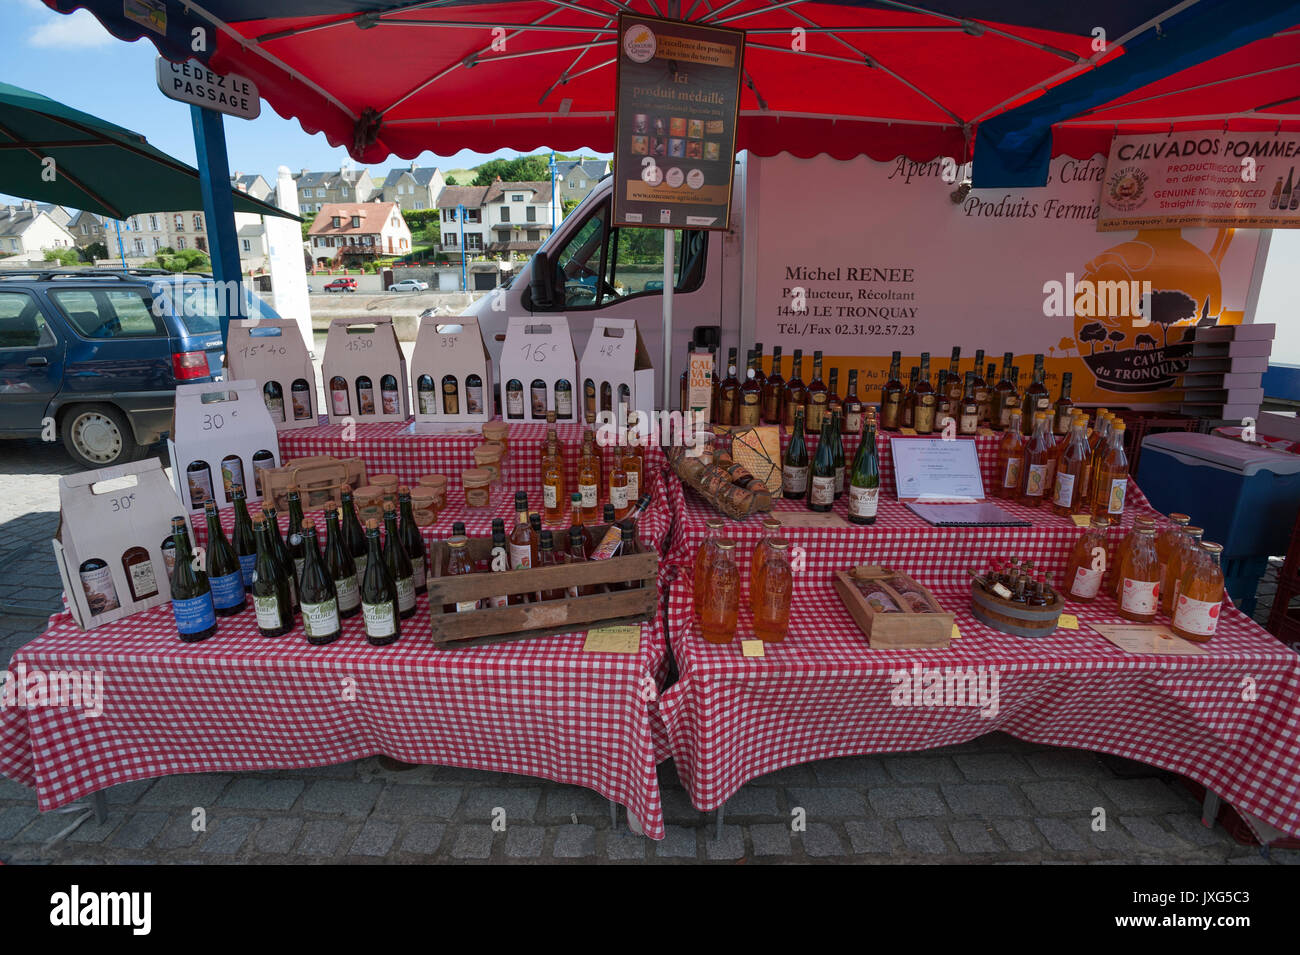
left=1180, top=324, right=1274, bottom=421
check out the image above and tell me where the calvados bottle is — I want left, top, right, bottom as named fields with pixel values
left=356, top=375, right=376, bottom=415
left=554, top=378, right=574, bottom=420
left=900, top=365, right=919, bottom=430
left=809, top=408, right=837, bottom=513
left=1112, top=516, right=1156, bottom=599
left=1053, top=372, right=1074, bottom=435
left=991, top=352, right=1014, bottom=430
left=694, top=518, right=724, bottom=621
left=380, top=374, right=401, bottom=415
left=292, top=378, right=313, bottom=417
left=360, top=518, right=398, bottom=644
left=1022, top=354, right=1049, bottom=435
left=738, top=350, right=763, bottom=427
left=505, top=378, right=525, bottom=419
left=203, top=499, right=247, bottom=616
left=827, top=367, right=843, bottom=420
left=1171, top=542, right=1225, bottom=642
left=250, top=514, right=292, bottom=637
left=700, top=539, right=739, bottom=644
left=754, top=538, right=793, bottom=644
left=397, top=487, right=427, bottom=594
left=323, top=506, right=361, bottom=619
left=263, top=381, right=286, bottom=422
left=1163, top=524, right=1204, bottom=616
left=1064, top=515, right=1111, bottom=602
left=1092, top=421, right=1130, bottom=519
left=995, top=410, right=1026, bottom=500
left=805, top=350, right=829, bottom=434
left=619, top=428, right=643, bottom=512
left=912, top=353, right=937, bottom=435
left=847, top=409, right=880, bottom=525
left=1117, top=524, right=1160, bottom=623
left=1156, top=512, right=1191, bottom=610
left=782, top=408, right=810, bottom=501
left=538, top=531, right=567, bottom=601
left=783, top=348, right=808, bottom=430
left=1020, top=412, right=1053, bottom=506
left=168, top=515, right=217, bottom=642
left=945, top=347, right=963, bottom=406
left=958, top=371, right=979, bottom=436
left=762, top=345, right=784, bottom=424
left=382, top=506, right=417, bottom=620
left=417, top=374, right=436, bottom=415
left=970, top=349, right=988, bottom=425
left=843, top=370, right=863, bottom=436
left=718, top=346, right=740, bottom=425
left=298, top=521, right=342, bottom=646
left=121, top=546, right=157, bottom=602
left=578, top=429, right=601, bottom=521
left=1051, top=416, right=1090, bottom=516
left=936, top=370, right=952, bottom=430
left=749, top=517, right=783, bottom=614
left=879, top=351, right=903, bottom=431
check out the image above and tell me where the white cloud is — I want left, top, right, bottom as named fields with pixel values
left=28, top=6, right=113, bottom=49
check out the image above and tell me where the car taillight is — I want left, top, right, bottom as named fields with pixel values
left=172, top=350, right=209, bottom=380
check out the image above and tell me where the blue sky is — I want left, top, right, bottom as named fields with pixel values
left=2, top=0, right=608, bottom=204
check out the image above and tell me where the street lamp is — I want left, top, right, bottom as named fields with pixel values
left=457, top=202, right=466, bottom=292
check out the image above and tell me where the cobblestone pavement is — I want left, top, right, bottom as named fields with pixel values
left=1, top=439, right=1296, bottom=864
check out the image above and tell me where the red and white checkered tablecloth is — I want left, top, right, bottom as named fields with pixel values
left=653, top=571, right=1300, bottom=839
left=0, top=594, right=673, bottom=838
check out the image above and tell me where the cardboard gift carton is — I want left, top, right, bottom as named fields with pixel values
left=53, top=458, right=192, bottom=629
left=167, top=379, right=281, bottom=511
left=410, top=315, right=493, bottom=428
left=578, top=317, right=655, bottom=432
left=321, top=316, right=410, bottom=425
left=225, top=318, right=319, bottom=431
left=498, top=316, right=578, bottom=422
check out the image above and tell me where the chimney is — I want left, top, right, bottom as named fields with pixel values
left=410, top=160, right=417, bottom=171
left=301, top=167, right=309, bottom=178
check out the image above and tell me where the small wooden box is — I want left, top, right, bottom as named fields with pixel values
left=427, top=528, right=658, bottom=647
left=833, top=565, right=952, bottom=649
left=261, top=456, right=368, bottom=513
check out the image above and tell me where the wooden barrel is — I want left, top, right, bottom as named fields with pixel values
left=970, top=582, right=1063, bottom=638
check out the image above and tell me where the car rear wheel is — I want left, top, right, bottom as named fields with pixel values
left=60, top=404, right=143, bottom=470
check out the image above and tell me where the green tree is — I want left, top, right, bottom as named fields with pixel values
left=43, top=247, right=80, bottom=266
left=300, top=212, right=316, bottom=242
left=562, top=198, right=580, bottom=220
left=472, top=155, right=550, bottom=186
left=80, top=242, right=109, bottom=262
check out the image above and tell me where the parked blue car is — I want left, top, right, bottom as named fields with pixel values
left=0, top=268, right=280, bottom=469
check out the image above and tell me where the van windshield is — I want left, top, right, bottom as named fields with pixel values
left=152, top=278, right=281, bottom=335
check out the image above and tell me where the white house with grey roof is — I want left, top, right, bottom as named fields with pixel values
left=294, top=163, right=376, bottom=214
left=380, top=162, right=445, bottom=211
left=0, top=202, right=78, bottom=263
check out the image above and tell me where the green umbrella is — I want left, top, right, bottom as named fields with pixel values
left=0, top=80, right=296, bottom=221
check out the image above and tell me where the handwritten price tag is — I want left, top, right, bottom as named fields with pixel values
left=583, top=626, right=640, bottom=653
left=1058, top=613, right=1080, bottom=630
left=1071, top=514, right=1091, bottom=527
left=951, top=624, right=961, bottom=640
left=740, top=640, right=765, bottom=657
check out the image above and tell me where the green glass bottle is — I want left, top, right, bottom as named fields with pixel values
left=250, top=514, right=292, bottom=638
left=286, top=486, right=306, bottom=583
left=203, top=500, right=247, bottom=616
left=847, top=411, right=881, bottom=525
left=340, top=484, right=368, bottom=580
left=324, top=506, right=361, bottom=619
left=397, top=486, right=427, bottom=595
left=298, top=520, right=341, bottom=645
left=169, top=515, right=217, bottom=642
left=261, top=505, right=299, bottom=613
left=809, top=408, right=836, bottom=512
left=830, top=410, right=846, bottom=499
left=782, top=407, right=810, bottom=501
left=360, top=518, right=399, bottom=645
left=382, top=505, right=416, bottom=619
left=230, top=484, right=257, bottom=590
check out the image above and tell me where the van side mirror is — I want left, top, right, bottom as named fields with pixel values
left=530, top=250, right=553, bottom=309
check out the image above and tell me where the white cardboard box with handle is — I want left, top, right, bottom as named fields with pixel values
left=579, top=317, right=655, bottom=439
left=167, top=379, right=281, bottom=511
left=498, top=316, right=578, bottom=423
left=410, top=315, right=494, bottom=430
left=321, top=316, right=410, bottom=425
left=225, top=318, right=319, bottom=431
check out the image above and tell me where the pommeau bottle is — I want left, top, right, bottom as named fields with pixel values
left=809, top=408, right=836, bottom=512
left=782, top=408, right=810, bottom=501
left=298, top=521, right=341, bottom=645
left=847, top=410, right=880, bottom=525
left=169, top=515, right=217, bottom=642
left=251, top=514, right=292, bottom=637
left=360, top=518, right=399, bottom=645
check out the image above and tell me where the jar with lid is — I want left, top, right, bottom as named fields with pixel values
left=473, top=443, right=504, bottom=496
left=462, top=468, right=492, bottom=509
left=482, top=421, right=509, bottom=462
left=416, top=474, right=448, bottom=515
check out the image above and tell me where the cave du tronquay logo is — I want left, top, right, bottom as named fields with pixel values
left=1106, top=166, right=1149, bottom=211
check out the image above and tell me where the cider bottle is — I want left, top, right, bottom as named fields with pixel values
left=1064, top=516, right=1111, bottom=602
left=749, top=517, right=783, bottom=613
left=1117, top=524, right=1160, bottom=623
left=995, top=410, right=1026, bottom=500
left=694, top=519, right=724, bottom=621
left=1020, top=412, right=1053, bottom=506
left=700, top=539, right=739, bottom=644
left=1171, top=542, right=1225, bottom=642
left=1069, top=412, right=1093, bottom=514
left=1112, top=516, right=1155, bottom=598
left=1092, top=421, right=1129, bottom=518
left=1162, top=525, right=1204, bottom=616
left=754, top=539, right=793, bottom=644
left=1156, top=512, right=1191, bottom=595
left=1052, top=417, right=1090, bottom=516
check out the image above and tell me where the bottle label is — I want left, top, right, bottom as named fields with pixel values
left=974, top=387, right=989, bottom=404
left=544, top=484, right=558, bottom=509
left=1035, top=396, right=1050, bottom=412
left=1070, top=564, right=1103, bottom=599
left=456, top=599, right=478, bottom=613
left=335, top=574, right=360, bottom=611
left=1106, top=479, right=1128, bottom=515
left=848, top=485, right=879, bottom=518
left=1024, top=463, right=1048, bottom=497
left=237, top=552, right=257, bottom=587
left=556, top=390, right=573, bottom=417
left=265, top=396, right=285, bottom=420
left=1056, top=412, right=1072, bottom=433
left=395, top=576, right=416, bottom=612
left=302, top=599, right=339, bottom=638
left=409, top=556, right=425, bottom=590
left=625, top=470, right=639, bottom=501
left=358, top=387, right=375, bottom=415
left=507, top=391, right=524, bottom=417
left=362, top=600, right=395, bottom=637
left=783, top=464, right=809, bottom=494
left=1173, top=594, right=1221, bottom=637
left=332, top=390, right=349, bottom=415
left=293, top=392, right=312, bottom=420
left=580, top=484, right=598, bottom=508
left=173, top=593, right=216, bottom=634
left=1053, top=471, right=1076, bottom=508
left=509, top=542, right=532, bottom=570
left=382, top=388, right=400, bottom=415
left=128, top=559, right=157, bottom=599
left=209, top=570, right=245, bottom=609
left=834, top=466, right=845, bottom=495
left=1003, top=458, right=1022, bottom=489
left=960, top=412, right=978, bottom=433
left=810, top=475, right=835, bottom=505
left=1120, top=578, right=1159, bottom=615
left=611, top=484, right=629, bottom=510
left=418, top=392, right=433, bottom=415
left=254, top=594, right=283, bottom=630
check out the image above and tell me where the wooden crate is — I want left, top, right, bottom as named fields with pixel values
left=426, top=529, right=658, bottom=647
left=261, top=456, right=368, bottom=512
left=833, top=565, right=952, bottom=649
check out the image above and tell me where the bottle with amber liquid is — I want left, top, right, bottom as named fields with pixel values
left=1001, top=366, right=1022, bottom=431
left=1053, top=372, right=1074, bottom=436
left=1052, top=417, right=1090, bottom=516
left=970, top=349, right=988, bottom=423
left=945, top=347, right=963, bottom=405
left=995, top=410, right=1026, bottom=499
left=620, top=423, right=643, bottom=506
left=578, top=432, right=600, bottom=522
left=805, top=350, right=829, bottom=435
left=827, top=367, right=843, bottom=420
left=609, top=448, right=631, bottom=520
left=1022, top=355, right=1049, bottom=435
left=679, top=344, right=693, bottom=415
left=1162, top=524, right=1203, bottom=616
left=880, top=351, right=904, bottom=430
left=901, top=366, right=920, bottom=430
left=1117, top=524, right=1160, bottom=622
left=1088, top=409, right=1111, bottom=457
left=751, top=342, right=768, bottom=402
left=738, top=350, right=763, bottom=426
left=936, top=370, right=952, bottom=427
left=762, top=345, right=784, bottom=423
left=1064, top=515, right=1111, bottom=602
left=1112, top=516, right=1155, bottom=599
left=991, top=352, right=1014, bottom=430
left=694, top=518, right=724, bottom=621
left=1091, top=421, right=1129, bottom=519
left=1020, top=412, right=1054, bottom=506
left=1157, top=513, right=1192, bottom=614
left=749, top=517, right=783, bottom=614
left=718, top=347, right=741, bottom=425
left=1171, top=542, right=1225, bottom=642
left=782, top=348, right=808, bottom=430
left=912, top=353, right=937, bottom=435
left=958, top=371, right=979, bottom=436
left=700, top=539, right=739, bottom=644
left=843, top=370, right=863, bottom=436
left=754, top=539, right=793, bottom=644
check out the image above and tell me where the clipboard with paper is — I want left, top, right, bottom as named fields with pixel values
left=889, top=437, right=1030, bottom=528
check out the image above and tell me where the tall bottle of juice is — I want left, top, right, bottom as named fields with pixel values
left=1020, top=412, right=1053, bottom=506
left=1162, top=524, right=1204, bottom=616
left=694, top=519, right=724, bottom=621
left=1064, top=515, right=1111, bottom=602
left=700, top=539, right=739, bottom=644
left=1156, top=512, right=1191, bottom=596
left=1092, top=421, right=1130, bottom=519
left=1171, top=542, right=1225, bottom=642
left=1088, top=409, right=1111, bottom=458
left=1068, top=412, right=1094, bottom=514
left=1052, top=417, right=1090, bottom=516
left=995, top=410, right=1026, bottom=500
left=1117, top=524, right=1160, bottom=623
left=1112, top=516, right=1155, bottom=598
left=754, top=539, right=793, bottom=644
left=749, top=517, right=782, bottom=613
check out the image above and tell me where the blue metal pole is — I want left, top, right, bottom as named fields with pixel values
left=114, top=219, right=126, bottom=268
left=550, top=151, right=557, bottom=231
left=458, top=203, right=466, bottom=292
left=190, top=105, right=246, bottom=348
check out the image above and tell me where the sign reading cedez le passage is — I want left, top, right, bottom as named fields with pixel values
left=155, top=57, right=260, bottom=120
